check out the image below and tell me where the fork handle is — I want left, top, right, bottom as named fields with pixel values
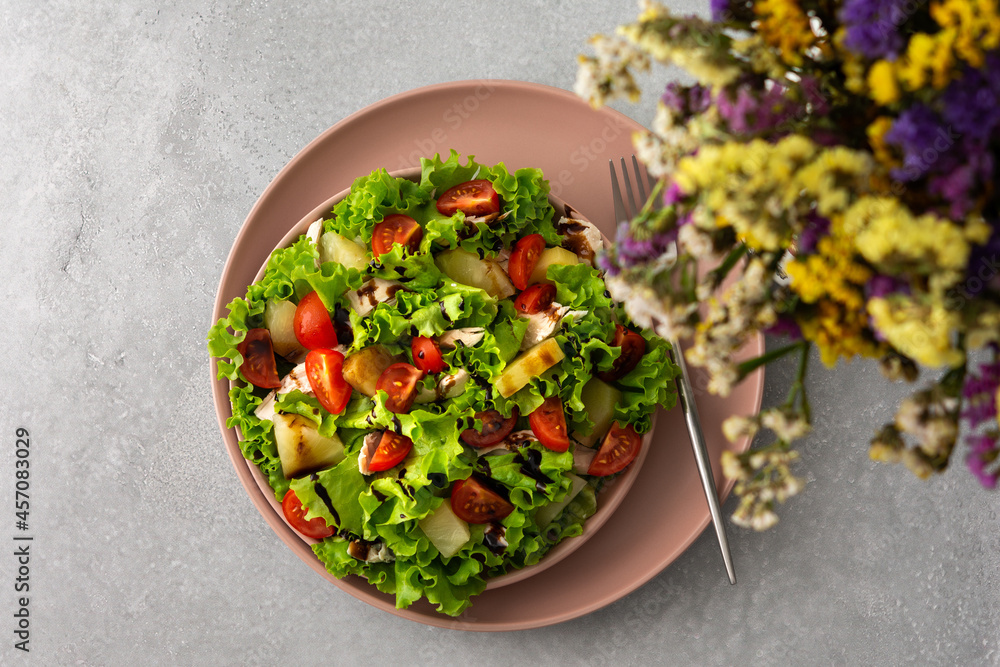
left=670, top=338, right=737, bottom=585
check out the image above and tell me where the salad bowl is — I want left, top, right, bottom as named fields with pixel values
left=223, top=159, right=668, bottom=612
left=235, top=166, right=660, bottom=592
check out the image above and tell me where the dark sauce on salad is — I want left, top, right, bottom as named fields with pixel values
left=483, top=522, right=508, bottom=556
left=513, top=448, right=552, bottom=492
left=391, top=416, right=402, bottom=433
left=371, top=489, right=388, bottom=503
left=311, top=477, right=340, bottom=527
left=439, top=301, right=452, bottom=323
left=428, top=472, right=448, bottom=488
left=474, top=457, right=492, bottom=477
left=333, top=307, right=353, bottom=347
left=557, top=218, right=596, bottom=264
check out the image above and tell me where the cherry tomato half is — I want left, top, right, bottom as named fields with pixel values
left=514, top=283, right=556, bottom=315
left=598, top=324, right=647, bottom=382
left=508, top=233, right=545, bottom=291
left=237, top=328, right=281, bottom=389
left=281, top=489, right=335, bottom=539
left=587, top=422, right=642, bottom=477
left=294, top=291, right=338, bottom=350
left=529, top=396, right=570, bottom=452
left=368, top=431, right=413, bottom=472
left=305, top=349, right=352, bottom=415
left=460, top=409, right=519, bottom=448
left=375, top=362, right=425, bottom=413
left=435, top=179, right=500, bottom=217
left=412, top=336, right=446, bottom=374
left=372, top=214, right=423, bottom=258
left=450, top=475, right=514, bottom=524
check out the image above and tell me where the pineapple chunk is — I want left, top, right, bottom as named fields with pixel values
left=572, top=378, right=622, bottom=448
left=273, top=413, right=345, bottom=478
left=534, top=473, right=587, bottom=528
left=264, top=299, right=304, bottom=359
left=342, top=345, right=400, bottom=397
left=418, top=502, right=471, bottom=559
left=528, top=247, right=578, bottom=286
left=435, top=248, right=515, bottom=299
left=495, top=338, right=565, bottom=398
left=319, top=231, right=369, bottom=272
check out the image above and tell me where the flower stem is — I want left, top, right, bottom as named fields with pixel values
left=737, top=340, right=806, bottom=379
left=707, top=243, right=749, bottom=288
left=785, top=341, right=812, bottom=422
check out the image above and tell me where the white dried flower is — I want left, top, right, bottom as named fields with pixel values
left=760, top=408, right=811, bottom=441
left=723, top=415, right=760, bottom=443
left=678, top=223, right=715, bottom=259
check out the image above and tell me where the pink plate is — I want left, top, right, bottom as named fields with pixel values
left=210, top=80, right=764, bottom=630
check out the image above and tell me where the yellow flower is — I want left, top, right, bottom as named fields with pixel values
left=867, top=117, right=898, bottom=169
left=753, top=0, right=830, bottom=67
left=868, top=61, right=900, bottom=105
left=931, top=0, right=1000, bottom=67
left=841, top=196, right=972, bottom=281
left=867, top=297, right=964, bottom=368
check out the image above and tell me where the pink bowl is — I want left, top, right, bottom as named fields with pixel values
left=236, top=167, right=657, bottom=591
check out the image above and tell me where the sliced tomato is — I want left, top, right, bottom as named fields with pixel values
left=375, top=362, right=424, bottom=413
left=529, top=396, right=570, bottom=452
left=450, top=475, right=514, bottom=524
left=514, top=283, right=556, bottom=315
left=237, top=328, right=281, bottom=388
left=281, top=489, right=335, bottom=539
left=588, top=422, right=642, bottom=477
left=508, top=233, right=545, bottom=291
left=368, top=431, right=414, bottom=472
left=305, top=349, right=352, bottom=415
left=598, top=324, right=647, bottom=382
left=294, top=291, right=338, bottom=350
left=460, top=409, right=519, bottom=448
left=436, top=179, right=500, bottom=217
left=372, top=214, right=423, bottom=257
left=412, top=335, right=446, bottom=374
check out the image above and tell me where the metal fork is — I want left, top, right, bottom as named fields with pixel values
left=610, top=156, right=737, bottom=585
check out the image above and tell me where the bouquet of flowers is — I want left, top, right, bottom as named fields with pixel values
left=575, top=0, right=1000, bottom=529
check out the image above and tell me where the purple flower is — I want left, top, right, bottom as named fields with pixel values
left=663, top=181, right=686, bottom=206
left=799, top=76, right=830, bottom=116
left=717, top=83, right=797, bottom=136
left=885, top=104, right=961, bottom=182
left=765, top=316, right=803, bottom=340
left=941, top=54, right=1000, bottom=143
left=710, top=0, right=754, bottom=23
left=928, top=149, right=994, bottom=219
left=839, top=0, right=911, bottom=60
left=966, top=432, right=999, bottom=489
left=661, top=83, right=712, bottom=120
left=796, top=212, right=829, bottom=254
left=612, top=222, right=677, bottom=270
left=965, top=224, right=1000, bottom=288
left=866, top=274, right=910, bottom=299
left=962, top=358, right=1000, bottom=427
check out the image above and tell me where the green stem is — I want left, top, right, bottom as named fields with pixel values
left=639, top=178, right=666, bottom=217
left=708, top=243, right=749, bottom=288
left=737, top=340, right=806, bottom=379
left=784, top=342, right=812, bottom=423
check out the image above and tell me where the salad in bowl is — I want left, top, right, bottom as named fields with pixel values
left=208, top=152, right=678, bottom=616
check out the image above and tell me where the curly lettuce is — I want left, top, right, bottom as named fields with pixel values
left=207, top=153, right=678, bottom=617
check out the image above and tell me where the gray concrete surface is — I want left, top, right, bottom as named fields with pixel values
left=1, top=0, right=997, bottom=664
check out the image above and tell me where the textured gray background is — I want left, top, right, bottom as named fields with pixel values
left=1, top=0, right=998, bottom=664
